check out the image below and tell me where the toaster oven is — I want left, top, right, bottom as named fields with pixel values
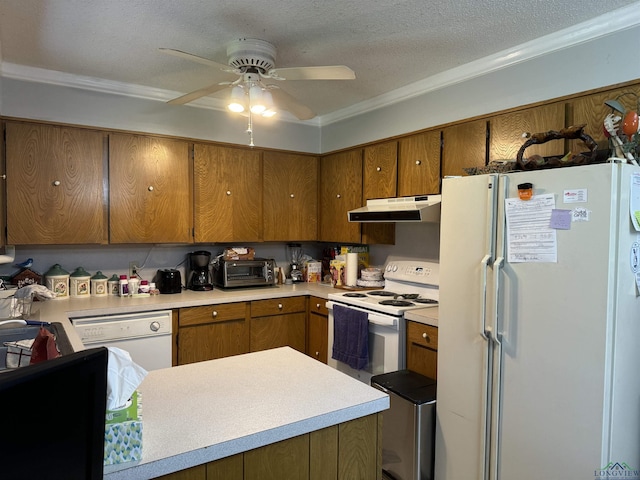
left=212, top=258, right=277, bottom=288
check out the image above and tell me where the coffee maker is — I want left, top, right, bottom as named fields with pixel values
left=187, top=250, right=213, bottom=291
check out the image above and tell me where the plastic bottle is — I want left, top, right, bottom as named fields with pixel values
left=118, top=275, right=129, bottom=297
left=139, top=280, right=150, bottom=294
left=128, top=277, right=139, bottom=297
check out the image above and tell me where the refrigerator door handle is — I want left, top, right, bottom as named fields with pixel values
left=480, top=254, right=492, bottom=340
left=489, top=256, right=505, bottom=480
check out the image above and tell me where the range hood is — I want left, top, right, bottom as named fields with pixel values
left=348, top=195, right=441, bottom=223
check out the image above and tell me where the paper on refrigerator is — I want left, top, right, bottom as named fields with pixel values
left=505, top=193, right=557, bottom=263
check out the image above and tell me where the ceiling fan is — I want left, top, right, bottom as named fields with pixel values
left=159, top=38, right=356, bottom=120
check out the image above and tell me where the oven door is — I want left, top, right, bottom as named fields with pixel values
left=326, top=301, right=406, bottom=385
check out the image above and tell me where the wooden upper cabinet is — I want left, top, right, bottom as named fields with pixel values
left=442, top=120, right=487, bottom=177
left=263, top=151, right=318, bottom=242
left=193, top=144, right=262, bottom=243
left=319, top=149, right=363, bottom=244
left=6, top=122, right=107, bottom=245
left=398, top=130, right=441, bottom=196
left=362, top=141, right=397, bottom=245
left=489, top=103, right=565, bottom=162
left=109, top=133, right=191, bottom=244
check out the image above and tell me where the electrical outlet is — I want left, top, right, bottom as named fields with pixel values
left=129, top=261, right=139, bottom=278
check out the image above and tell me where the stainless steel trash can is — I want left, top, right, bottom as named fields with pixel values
left=372, top=370, right=436, bottom=480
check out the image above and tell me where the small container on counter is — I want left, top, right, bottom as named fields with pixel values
left=139, top=280, right=150, bottom=294
left=108, top=274, right=120, bottom=296
left=44, top=264, right=70, bottom=299
left=90, top=270, right=108, bottom=296
left=128, top=277, right=140, bottom=297
left=118, top=275, right=129, bottom=297
left=70, top=267, right=91, bottom=298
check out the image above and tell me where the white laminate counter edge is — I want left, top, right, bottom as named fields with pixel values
left=34, top=283, right=334, bottom=351
left=103, top=347, right=389, bottom=480
left=405, top=306, right=439, bottom=327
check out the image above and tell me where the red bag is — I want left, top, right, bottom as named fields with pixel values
left=29, top=327, right=60, bottom=364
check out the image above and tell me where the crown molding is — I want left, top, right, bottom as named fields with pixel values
left=1, top=3, right=639, bottom=128
left=319, top=2, right=640, bottom=125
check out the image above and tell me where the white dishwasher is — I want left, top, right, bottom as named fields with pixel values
left=71, top=310, right=172, bottom=371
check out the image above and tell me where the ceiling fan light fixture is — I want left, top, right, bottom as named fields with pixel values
left=249, top=84, right=266, bottom=114
left=227, top=85, right=246, bottom=113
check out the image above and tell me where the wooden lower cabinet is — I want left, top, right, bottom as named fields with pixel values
left=406, top=321, right=438, bottom=379
left=177, top=303, right=250, bottom=365
left=153, top=414, right=381, bottom=480
left=307, top=296, right=328, bottom=363
left=250, top=297, right=307, bottom=353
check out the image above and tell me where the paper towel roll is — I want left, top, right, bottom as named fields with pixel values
left=346, top=253, right=358, bottom=286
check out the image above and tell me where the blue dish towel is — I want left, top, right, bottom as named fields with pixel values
left=332, top=304, right=369, bottom=370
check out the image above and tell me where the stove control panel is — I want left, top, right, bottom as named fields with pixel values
left=384, top=260, right=439, bottom=286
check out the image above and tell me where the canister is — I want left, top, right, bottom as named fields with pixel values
left=44, top=264, right=70, bottom=299
left=70, top=267, right=91, bottom=297
left=108, top=274, right=120, bottom=296
left=91, top=271, right=108, bottom=296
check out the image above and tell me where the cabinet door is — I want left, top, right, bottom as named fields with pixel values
left=489, top=102, right=565, bottom=162
left=442, top=119, right=487, bottom=177
left=406, top=321, right=438, bottom=379
left=398, top=130, right=441, bottom=196
left=263, top=152, right=318, bottom=241
left=109, top=133, right=191, bottom=243
left=307, top=297, right=328, bottom=363
left=194, top=144, right=262, bottom=243
left=177, top=304, right=249, bottom=364
left=362, top=141, right=397, bottom=245
left=6, top=122, right=107, bottom=245
left=318, top=150, right=362, bottom=243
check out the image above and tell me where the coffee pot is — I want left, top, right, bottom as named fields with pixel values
left=187, top=251, right=213, bottom=291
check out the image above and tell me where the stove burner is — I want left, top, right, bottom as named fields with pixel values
left=368, top=291, right=396, bottom=297
left=414, top=298, right=439, bottom=304
left=379, top=299, right=414, bottom=307
left=343, top=292, right=367, bottom=298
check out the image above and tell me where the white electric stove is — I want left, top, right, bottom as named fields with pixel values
left=328, top=258, right=439, bottom=316
left=326, top=257, right=439, bottom=384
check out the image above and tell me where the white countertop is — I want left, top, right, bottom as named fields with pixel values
left=32, top=283, right=335, bottom=351
left=405, top=306, right=439, bottom=326
left=103, top=347, right=389, bottom=479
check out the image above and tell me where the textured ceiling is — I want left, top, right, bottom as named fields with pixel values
left=0, top=0, right=637, bottom=121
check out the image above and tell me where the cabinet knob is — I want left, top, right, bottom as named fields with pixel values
left=148, top=185, right=154, bottom=191
left=376, top=166, right=381, bottom=172
left=316, top=303, right=321, bottom=309
left=212, top=310, right=218, bottom=318
left=415, top=160, right=422, bottom=166
left=290, top=193, right=295, bottom=198
left=53, top=180, right=61, bottom=186
left=336, top=194, right=341, bottom=199
left=422, top=332, right=430, bottom=342
left=315, top=351, right=320, bottom=357
left=278, top=303, right=283, bottom=309
left=1, top=174, right=6, bottom=180
left=226, top=190, right=231, bottom=196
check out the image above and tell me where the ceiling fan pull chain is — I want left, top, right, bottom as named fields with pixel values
left=247, top=109, right=255, bottom=147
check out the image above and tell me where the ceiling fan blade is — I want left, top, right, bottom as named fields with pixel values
left=167, top=82, right=230, bottom=105
left=270, top=88, right=316, bottom=120
left=268, top=65, right=355, bottom=81
left=158, top=48, right=235, bottom=73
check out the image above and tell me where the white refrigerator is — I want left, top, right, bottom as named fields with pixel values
left=436, top=162, right=640, bottom=480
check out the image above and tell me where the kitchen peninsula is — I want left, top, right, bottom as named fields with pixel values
left=31, top=284, right=388, bottom=480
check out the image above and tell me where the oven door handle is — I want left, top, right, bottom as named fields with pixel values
left=368, top=314, right=398, bottom=327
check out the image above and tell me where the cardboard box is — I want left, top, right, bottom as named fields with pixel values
left=330, top=258, right=346, bottom=287
left=305, top=261, right=322, bottom=283
left=340, top=245, right=370, bottom=270
left=104, top=391, right=143, bottom=465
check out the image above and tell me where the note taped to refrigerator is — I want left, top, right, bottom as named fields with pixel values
left=630, top=173, right=640, bottom=231
left=505, top=193, right=557, bottom=263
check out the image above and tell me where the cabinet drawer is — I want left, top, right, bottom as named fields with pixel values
left=407, top=321, right=438, bottom=349
left=179, top=302, right=248, bottom=327
left=251, top=297, right=307, bottom=317
left=309, top=296, right=328, bottom=316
